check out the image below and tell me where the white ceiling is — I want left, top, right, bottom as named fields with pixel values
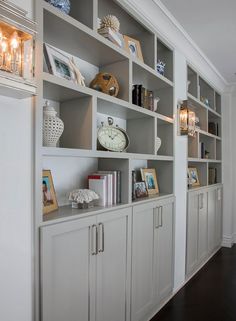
left=160, top=0, right=236, bottom=84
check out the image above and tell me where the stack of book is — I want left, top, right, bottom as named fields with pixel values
left=98, top=27, right=124, bottom=48
left=88, top=171, right=121, bottom=207
left=132, top=84, right=154, bottom=111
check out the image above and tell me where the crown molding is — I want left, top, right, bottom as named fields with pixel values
left=152, top=0, right=228, bottom=86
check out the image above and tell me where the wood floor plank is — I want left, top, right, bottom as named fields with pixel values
left=151, top=247, right=236, bottom=321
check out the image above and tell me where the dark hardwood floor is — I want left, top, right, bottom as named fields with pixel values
left=151, top=246, right=236, bottom=321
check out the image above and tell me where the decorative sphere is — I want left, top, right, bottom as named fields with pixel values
left=90, top=72, right=119, bottom=97
left=45, top=0, right=71, bottom=14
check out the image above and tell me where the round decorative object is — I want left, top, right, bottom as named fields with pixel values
left=45, top=0, right=71, bottom=14
left=97, top=117, right=130, bottom=152
left=100, top=15, right=120, bottom=32
left=155, top=137, right=162, bottom=154
left=90, top=72, right=119, bottom=97
left=43, top=101, right=64, bottom=147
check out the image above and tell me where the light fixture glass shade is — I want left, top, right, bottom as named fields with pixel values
left=179, top=100, right=196, bottom=136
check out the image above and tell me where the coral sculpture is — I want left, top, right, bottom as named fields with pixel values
left=69, top=189, right=99, bottom=209
left=100, top=15, right=120, bottom=32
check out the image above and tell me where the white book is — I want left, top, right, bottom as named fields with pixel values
left=89, top=177, right=106, bottom=207
left=97, top=171, right=117, bottom=205
left=95, top=173, right=113, bottom=206
left=98, top=27, right=124, bottom=48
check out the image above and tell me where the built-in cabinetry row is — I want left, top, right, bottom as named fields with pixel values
left=41, top=196, right=174, bottom=321
left=186, top=185, right=222, bottom=278
left=187, top=64, right=222, bottom=188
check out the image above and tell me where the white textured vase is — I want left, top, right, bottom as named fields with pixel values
left=155, top=136, right=162, bottom=154
left=43, top=101, right=64, bottom=147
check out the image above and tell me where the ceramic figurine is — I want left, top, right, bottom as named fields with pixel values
left=157, top=60, right=166, bottom=76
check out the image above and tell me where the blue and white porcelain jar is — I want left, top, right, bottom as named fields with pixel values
left=45, top=0, right=71, bottom=15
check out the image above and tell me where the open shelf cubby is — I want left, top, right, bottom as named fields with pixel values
left=199, top=77, right=215, bottom=110
left=188, top=161, right=208, bottom=188
left=131, top=158, right=174, bottom=202
left=97, top=98, right=155, bottom=155
left=187, top=65, right=198, bottom=98
left=157, top=118, right=173, bottom=157
left=98, top=0, right=155, bottom=68
left=43, top=155, right=130, bottom=210
left=43, top=0, right=94, bottom=30
left=156, top=37, right=173, bottom=81
left=208, top=163, right=222, bottom=185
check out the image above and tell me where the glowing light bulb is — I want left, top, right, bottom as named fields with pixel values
left=2, top=40, right=7, bottom=52
left=10, top=31, right=19, bottom=49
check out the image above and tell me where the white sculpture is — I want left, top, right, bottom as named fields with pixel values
left=100, top=15, right=120, bottom=32
left=69, top=57, right=86, bottom=87
left=69, top=189, right=99, bottom=208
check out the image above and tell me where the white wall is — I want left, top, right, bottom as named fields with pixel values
left=0, top=1, right=34, bottom=321
left=173, top=51, right=188, bottom=291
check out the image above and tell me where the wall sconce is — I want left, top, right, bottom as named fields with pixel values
left=178, top=100, right=196, bottom=137
left=0, top=1, right=36, bottom=98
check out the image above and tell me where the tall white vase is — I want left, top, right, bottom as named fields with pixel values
left=43, top=101, right=64, bottom=147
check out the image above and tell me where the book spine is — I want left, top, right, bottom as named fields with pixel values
left=132, top=85, right=142, bottom=106
left=148, top=91, right=154, bottom=111
left=132, top=171, right=137, bottom=201
left=116, top=171, right=121, bottom=204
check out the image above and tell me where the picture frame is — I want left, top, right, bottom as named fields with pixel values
left=42, top=170, right=58, bottom=214
left=123, top=35, right=144, bottom=62
left=140, top=168, right=159, bottom=195
left=134, top=181, right=148, bottom=199
left=187, top=167, right=200, bottom=187
left=44, top=43, right=76, bottom=82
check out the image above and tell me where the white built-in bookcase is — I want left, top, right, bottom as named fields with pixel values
left=187, top=64, right=222, bottom=188
left=35, top=0, right=175, bottom=225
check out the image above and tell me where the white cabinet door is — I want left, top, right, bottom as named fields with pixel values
left=131, top=202, right=157, bottom=321
left=186, top=191, right=199, bottom=276
left=208, top=188, right=216, bottom=255
left=215, top=187, right=223, bottom=248
left=96, top=208, right=132, bottom=321
left=155, top=198, right=174, bottom=304
left=40, top=216, right=96, bottom=321
left=198, top=191, right=208, bottom=263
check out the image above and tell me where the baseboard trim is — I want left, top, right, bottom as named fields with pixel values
left=145, top=246, right=221, bottom=321
left=222, top=235, right=234, bottom=248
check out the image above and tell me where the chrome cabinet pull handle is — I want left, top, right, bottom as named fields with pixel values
left=154, top=207, right=159, bottom=229
left=199, top=193, right=204, bottom=210
left=160, top=206, right=163, bottom=227
left=98, top=223, right=104, bottom=253
left=91, top=224, right=98, bottom=255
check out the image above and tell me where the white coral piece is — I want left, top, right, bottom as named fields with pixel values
left=100, top=15, right=120, bottom=32
left=69, top=189, right=99, bottom=204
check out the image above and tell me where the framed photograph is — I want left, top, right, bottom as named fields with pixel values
left=123, top=35, right=144, bottom=62
left=44, top=43, right=76, bottom=82
left=42, top=170, right=58, bottom=214
left=141, top=168, right=159, bottom=195
left=187, top=167, right=200, bottom=187
left=134, top=181, right=148, bottom=199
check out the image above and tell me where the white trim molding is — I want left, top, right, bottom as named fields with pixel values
left=222, top=235, right=234, bottom=248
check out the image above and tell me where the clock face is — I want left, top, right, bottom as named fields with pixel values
left=98, top=126, right=129, bottom=152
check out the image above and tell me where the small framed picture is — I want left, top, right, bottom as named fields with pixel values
left=44, top=43, right=76, bottom=82
left=123, top=35, right=144, bottom=62
left=134, top=181, right=148, bottom=199
left=187, top=167, right=200, bottom=187
left=141, top=168, right=159, bottom=195
left=42, top=170, right=58, bottom=214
